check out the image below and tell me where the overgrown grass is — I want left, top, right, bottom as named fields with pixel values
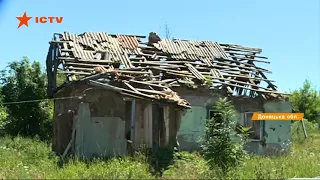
left=0, top=123, right=319, bottom=179
left=0, top=136, right=152, bottom=179
left=163, top=134, right=320, bottom=179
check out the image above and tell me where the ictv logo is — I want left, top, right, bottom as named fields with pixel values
left=16, top=12, right=63, bottom=29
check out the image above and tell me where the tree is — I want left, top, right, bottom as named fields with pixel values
left=0, top=56, right=53, bottom=140
left=164, top=23, right=172, bottom=39
left=0, top=95, right=8, bottom=136
left=161, top=23, right=174, bottom=40
left=201, top=97, right=248, bottom=176
left=290, top=80, right=320, bottom=123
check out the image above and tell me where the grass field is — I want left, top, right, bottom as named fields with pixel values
left=0, top=122, right=319, bottom=179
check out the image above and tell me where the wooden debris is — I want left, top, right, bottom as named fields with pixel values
left=46, top=32, right=288, bottom=107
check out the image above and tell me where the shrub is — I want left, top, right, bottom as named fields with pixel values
left=201, top=97, right=248, bottom=176
left=291, top=120, right=319, bottom=141
left=162, top=152, right=215, bottom=179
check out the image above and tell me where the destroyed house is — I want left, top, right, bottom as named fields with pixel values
left=46, top=32, right=292, bottom=158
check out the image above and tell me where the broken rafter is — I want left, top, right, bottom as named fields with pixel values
left=89, top=80, right=190, bottom=108
left=225, top=51, right=268, bottom=59
left=48, top=32, right=286, bottom=102
left=228, top=56, right=270, bottom=64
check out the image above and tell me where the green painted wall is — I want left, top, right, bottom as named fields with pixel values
left=177, top=106, right=207, bottom=151
left=263, top=101, right=292, bottom=154
left=177, top=101, right=292, bottom=155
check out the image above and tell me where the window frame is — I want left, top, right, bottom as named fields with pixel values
left=244, top=111, right=263, bottom=141
left=208, top=110, right=219, bottom=120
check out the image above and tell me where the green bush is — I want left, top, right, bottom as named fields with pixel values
left=291, top=120, right=319, bottom=141
left=0, top=57, right=53, bottom=141
left=162, top=152, right=215, bottom=179
left=201, top=97, right=248, bottom=176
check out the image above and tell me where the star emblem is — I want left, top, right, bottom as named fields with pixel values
left=16, top=12, right=32, bottom=29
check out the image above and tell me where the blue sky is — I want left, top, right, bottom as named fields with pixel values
left=0, top=0, right=319, bottom=92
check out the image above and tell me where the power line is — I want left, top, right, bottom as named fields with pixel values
left=2, top=96, right=82, bottom=105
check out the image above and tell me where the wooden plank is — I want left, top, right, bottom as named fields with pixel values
left=225, top=51, right=268, bottom=59
left=132, top=61, right=184, bottom=68
left=109, top=34, right=146, bottom=38
left=163, top=106, right=170, bottom=146
left=135, top=88, right=167, bottom=96
left=67, top=66, right=94, bottom=71
left=185, top=63, right=206, bottom=80
left=79, top=73, right=104, bottom=81
left=209, top=81, right=289, bottom=95
left=130, top=100, right=136, bottom=148
left=235, top=57, right=270, bottom=64
left=219, top=44, right=262, bottom=53
left=301, top=119, right=308, bottom=139
left=64, top=62, right=110, bottom=68
left=129, top=79, right=167, bottom=88
left=58, top=71, right=91, bottom=75
left=58, top=57, right=113, bottom=63
left=124, top=82, right=140, bottom=93
left=50, top=40, right=72, bottom=44
left=62, top=116, right=77, bottom=157
left=258, top=71, right=278, bottom=90
left=144, top=104, right=153, bottom=148
left=154, top=59, right=267, bottom=73
left=46, top=45, right=54, bottom=97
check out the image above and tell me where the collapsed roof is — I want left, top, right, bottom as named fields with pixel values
left=46, top=32, right=288, bottom=108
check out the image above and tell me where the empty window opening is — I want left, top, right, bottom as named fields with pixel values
left=209, top=110, right=222, bottom=124
left=244, top=112, right=263, bottom=140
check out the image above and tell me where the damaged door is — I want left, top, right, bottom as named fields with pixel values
left=75, top=103, right=127, bottom=158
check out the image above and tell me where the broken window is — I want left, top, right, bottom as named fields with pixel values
left=244, top=112, right=263, bottom=140
left=209, top=110, right=222, bottom=124
left=209, top=110, right=242, bottom=134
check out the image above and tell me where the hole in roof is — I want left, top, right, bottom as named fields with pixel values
left=139, top=43, right=148, bottom=47
left=58, top=64, right=64, bottom=69
left=260, top=81, right=269, bottom=89
left=119, top=64, right=125, bottom=69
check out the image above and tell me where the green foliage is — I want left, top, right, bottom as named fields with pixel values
left=201, top=97, right=248, bottom=175
left=203, top=76, right=213, bottom=85
left=162, top=134, right=320, bottom=179
left=0, top=136, right=153, bottom=179
left=0, top=57, right=53, bottom=140
left=163, top=152, right=216, bottom=179
left=56, top=72, right=66, bottom=86
left=291, top=120, right=319, bottom=141
left=0, top=95, right=8, bottom=136
left=147, top=147, right=175, bottom=176
left=290, top=80, right=320, bottom=123
left=1, top=132, right=320, bottom=178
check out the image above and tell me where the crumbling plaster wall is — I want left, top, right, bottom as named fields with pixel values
left=52, top=83, right=129, bottom=154
left=52, top=83, right=181, bottom=155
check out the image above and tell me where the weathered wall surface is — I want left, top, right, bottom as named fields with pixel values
left=263, top=101, right=292, bottom=155
left=177, top=106, right=206, bottom=151
left=173, top=87, right=291, bottom=155
left=52, top=83, right=128, bottom=154
left=75, top=103, right=127, bottom=158
left=53, top=83, right=181, bottom=156
left=232, top=96, right=265, bottom=154
left=173, top=88, right=218, bottom=151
